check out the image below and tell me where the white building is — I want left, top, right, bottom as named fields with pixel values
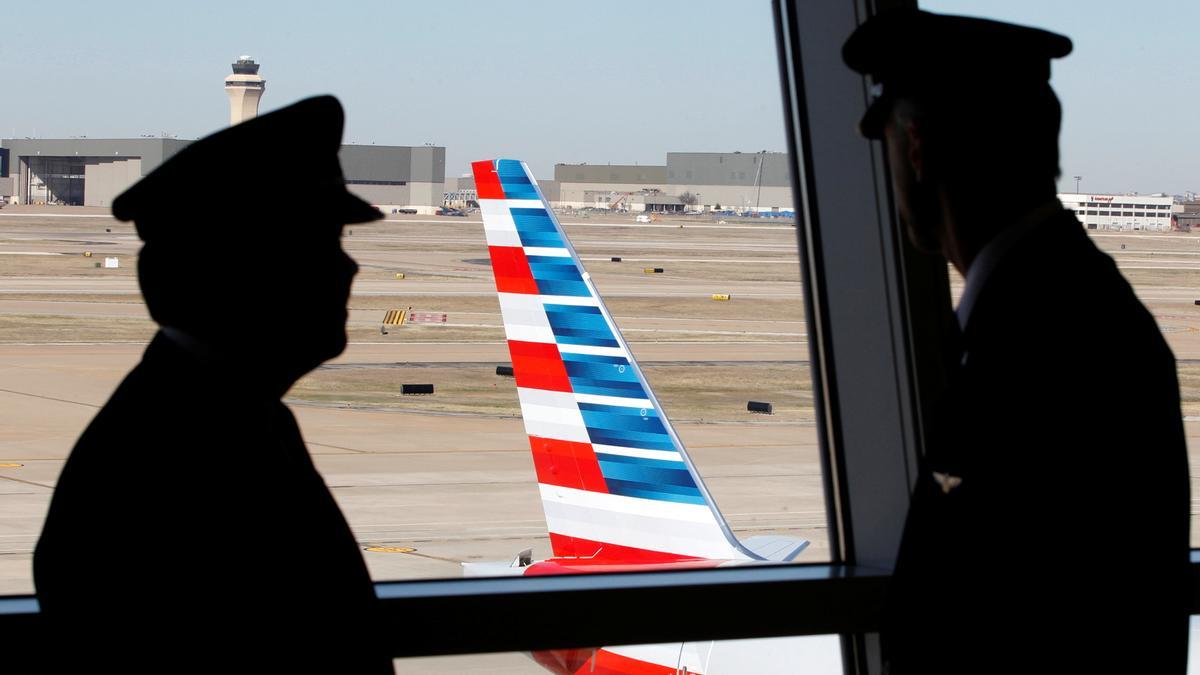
left=1058, top=193, right=1176, bottom=232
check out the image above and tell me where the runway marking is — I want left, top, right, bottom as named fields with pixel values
left=1111, top=250, right=1200, bottom=256
left=0, top=387, right=101, bottom=408
left=0, top=309, right=149, bottom=319
left=0, top=299, right=145, bottom=306
left=355, top=520, right=544, bottom=530
left=0, top=213, right=113, bottom=219
left=0, top=341, right=147, bottom=346
left=1117, top=265, right=1200, bottom=270
left=366, top=548, right=467, bottom=564
left=1118, top=258, right=1200, bottom=265
left=0, top=290, right=135, bottom=295
left=306, top=441, right=372, bottom=455
left=1091, top=233, right=1196, bottom=238
left=363, top=546, right=416, bottom=553
left=0, top=475, right=53, bottom=490
left=0, top=252, right=63, bottom=256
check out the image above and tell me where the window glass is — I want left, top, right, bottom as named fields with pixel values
left=922, top=0, right=1200, bottom=546
left=0, top=1, right=825, bottom=596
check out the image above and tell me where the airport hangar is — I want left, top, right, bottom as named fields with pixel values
left=444, top=151, right=795, bottom=214
left=0, top=138, right=446, bottom=214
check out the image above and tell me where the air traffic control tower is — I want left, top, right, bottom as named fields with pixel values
left=225, top=56, right=265, bottom=126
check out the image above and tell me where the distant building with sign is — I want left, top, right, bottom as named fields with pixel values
left=1057, top=193, right=1177, bottom=232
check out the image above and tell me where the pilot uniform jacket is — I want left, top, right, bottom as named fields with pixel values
left=882, top=209, right=1190, bottom=674
left=35, top=333, right=392, bottom=674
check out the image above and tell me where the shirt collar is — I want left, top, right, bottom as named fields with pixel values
left=956, top=199, right=1064, bottom=331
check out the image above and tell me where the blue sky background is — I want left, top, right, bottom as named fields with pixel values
left=4, top=1, right=1196, bottom=195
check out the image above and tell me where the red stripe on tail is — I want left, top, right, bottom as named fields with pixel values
left=509, top=340, right=572, bottom=392
left=530, top=437, right=608, bottom=495
left=488, top=246, right=539, bottom=295
left=472, top=159, right=505, bottom=199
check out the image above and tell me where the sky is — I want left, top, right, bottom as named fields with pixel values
left=4, top=1, right=1197, bottom=195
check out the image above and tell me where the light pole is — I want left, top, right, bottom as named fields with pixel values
left=1074, top=175, right=1082, bottom=193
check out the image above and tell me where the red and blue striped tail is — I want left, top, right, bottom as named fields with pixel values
left=473, top=158, right=762, bottom=564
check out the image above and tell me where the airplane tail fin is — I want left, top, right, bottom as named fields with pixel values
left=474, top=159, right=804, bottom=564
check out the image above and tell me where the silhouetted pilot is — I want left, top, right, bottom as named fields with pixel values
left=34, top=96, right=393, bottom=673
left=843, top=10, right=1189, bottom=674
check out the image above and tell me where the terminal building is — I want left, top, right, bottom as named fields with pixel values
left=0, top=139, right=446, bottom=214
left=1058, top=192, right=1177, bottom=232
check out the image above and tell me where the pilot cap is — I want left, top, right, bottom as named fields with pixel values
left=842, top=9, right=1072, bottom=139
left=112, top=95, right=382, bottom=239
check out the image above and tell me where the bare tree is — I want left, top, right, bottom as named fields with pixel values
left=677, top=191, right=698, bottom=206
